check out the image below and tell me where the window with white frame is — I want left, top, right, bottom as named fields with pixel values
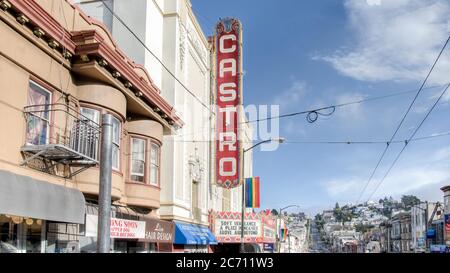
left=149, top=143, right=160, bottom=186
left=26, top=81, right=52, bottom=145
left=111, top=116, right=121, bottom=171
left=131, top=138, right=146, bottom=182
left=80, top=107, right=100, bottom=125
left=78, top=107, right=100, bottom=159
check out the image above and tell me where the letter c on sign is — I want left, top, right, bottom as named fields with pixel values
left=220, top=34, right=237, bottom=53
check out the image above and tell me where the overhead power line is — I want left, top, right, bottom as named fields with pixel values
left=98, top=0, right=212, bottom=112
left=175, top=83, right=449, bottom=139
left=124, top=130, right=450, bottom=156
left=355, top=35, right=450, bottom=205
left=365, top=83, right=450, bottom=202
left=242, top=83, right=449, bottom=125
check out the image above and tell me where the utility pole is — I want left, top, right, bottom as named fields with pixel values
left=424, top=201, right=429, bottom=253
left=288, top=233, right=291, bottom=253
left=97, top=114, right=113, bottom=253
left=239, top=138, right=285, bottom=253
left=240, top=149, right=246, bottom=253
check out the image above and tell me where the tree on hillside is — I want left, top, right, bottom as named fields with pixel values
left=401, top=195, right=421, bottom=209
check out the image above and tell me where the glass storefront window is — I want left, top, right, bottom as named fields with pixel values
left=0, top=215, right=19, bottom=253
left=113, top=240, right=147, bottom=253
left=0, top=215, right=44, bottom=253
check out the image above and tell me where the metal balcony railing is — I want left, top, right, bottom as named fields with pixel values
left=20, top=103, right=100, bottom=178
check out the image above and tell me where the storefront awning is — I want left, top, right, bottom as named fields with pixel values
left=0, top=170, right=85, bottom=224
left=174, top=221, right=218, bottom=245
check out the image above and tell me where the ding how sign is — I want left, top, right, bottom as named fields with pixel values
left=85, top=214, right=146, bottom=239
left=215, top=18, right=243, bottom=189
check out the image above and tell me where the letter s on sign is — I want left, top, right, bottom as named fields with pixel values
left=219, top=82, right=237, bottom=102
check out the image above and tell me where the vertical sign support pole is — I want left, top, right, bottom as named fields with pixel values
left=240, top=150, right=246, bottom=253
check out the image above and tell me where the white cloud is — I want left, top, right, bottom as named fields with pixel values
left=317, top=0, right=450, bottom=84
left=273, top=80, right=308, bottom=110
left=323, top=178, right=361, bottom=198
left=432, top=146, right=450, bottom=161
left=322, top=146, right=450, bottom=203
left=284, top=120, right=307, bottom=136
left=335, top=92, right=365, bottom=118
left=369, top=166, right=450, bottom=198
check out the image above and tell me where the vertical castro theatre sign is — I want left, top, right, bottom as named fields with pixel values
left=216, top=18, right=243, bottom=189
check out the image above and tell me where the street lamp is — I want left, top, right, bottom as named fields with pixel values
left=277, top=204, right=300, bottom=253
left=240, top=137, right=285, bottom=253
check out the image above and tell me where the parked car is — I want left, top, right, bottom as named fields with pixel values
left=0, top=241, right=19, bottom=253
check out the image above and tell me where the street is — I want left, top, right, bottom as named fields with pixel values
left=308, top=222, right=330, bottom=253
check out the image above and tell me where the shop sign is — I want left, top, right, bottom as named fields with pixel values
left=262, top=216, right=276, bottom=243
left=183, top=245, right=209, bottom=253
left=263, top=243, right=274, bottom=252
left=426, top=228, right=436, bottom=238
left=85, top=214, right=145, bottom=239
left=430, top=244, right=447, bottom=253
left=445, top=214, right=450, bottom=242
left=214, top=212, right=262, bottom=243
left=417, top=237, right=425, bottom=247
left=140, top=219, right=174, bottom=243
left=215, top=18, right=242, bottom=189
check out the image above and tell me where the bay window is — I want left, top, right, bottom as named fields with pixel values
left=79, top=107, right=100, bottom=160
left=130, top=138, right=145, bottom=182
left=128, top=137, right=160, bottom=186
left=80, top=107, right=100, bottom=125
left=111, top=116, right=121, bottom=171
left=149, top=143, right=160, bottom=186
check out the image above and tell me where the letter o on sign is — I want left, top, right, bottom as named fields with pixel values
left=219, top=158, right=236, bottom=176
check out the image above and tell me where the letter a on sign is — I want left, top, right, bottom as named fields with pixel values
left=215, top=18, right=243, bottom=189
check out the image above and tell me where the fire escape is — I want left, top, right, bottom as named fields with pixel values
left=20, top=103, right=100, bottom=178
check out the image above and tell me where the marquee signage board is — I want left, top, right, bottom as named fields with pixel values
left=214, top=212, right=263, bottom=243
left=212, top=212, right=277, bottom=244
left=215, top=18, right=243, bottom=189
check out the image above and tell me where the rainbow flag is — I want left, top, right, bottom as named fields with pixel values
left=245, top=177, right=260, bottom=208
left=280, top=228, right=288, bottom=242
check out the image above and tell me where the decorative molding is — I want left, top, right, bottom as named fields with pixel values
left=111, top=71, right=121, bottom=78
left=9, top=0, right=76, bottom=54
left=179, top=20, right=186, bottom=71
left=32, top=27, right=45, bottom=38
left=48, top=39, right=60, bottom=49
left=0, top=0, right=11, bottom=11
left=97, top=58, right=108, bottom=67
left=186, top=21, right=207, bottom=66
left=62, top=51, right=72, bottom=59
left=16, top=13, right=29, bottom=25
left=124, top=81, right=133, bottom=89
left=73, top=31, right=183, bottom=127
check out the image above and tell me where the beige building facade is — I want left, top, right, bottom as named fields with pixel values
left=0, top=0, right=181, bottom=253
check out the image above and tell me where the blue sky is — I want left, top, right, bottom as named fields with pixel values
left=193, top=0, right=450, bottom=215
